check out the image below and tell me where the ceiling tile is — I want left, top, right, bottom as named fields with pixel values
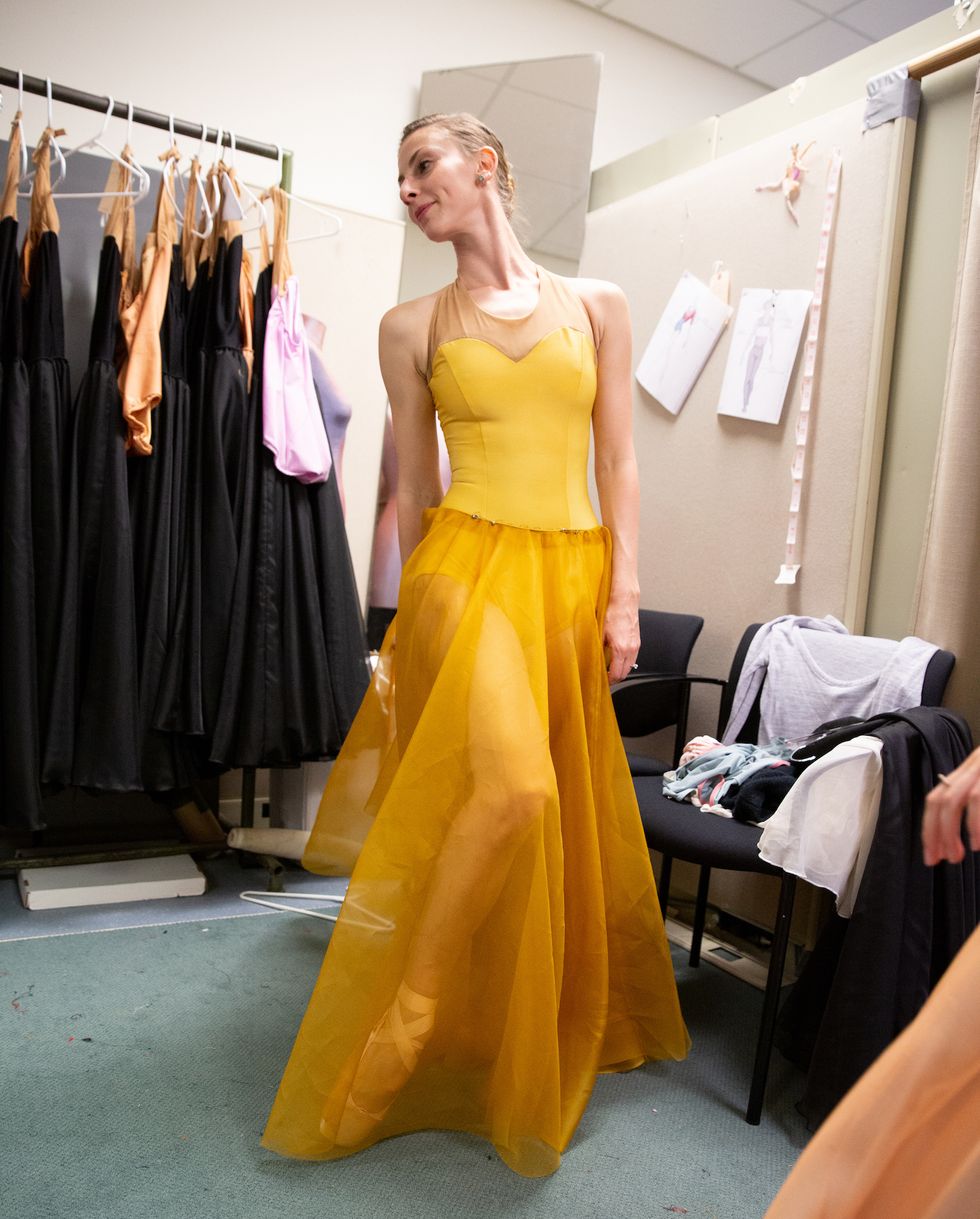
left=836, top=0, right=951, bottom=41
left=602, top=0, right=820, bottom=68
left=739, top=18, right=872, bottom=87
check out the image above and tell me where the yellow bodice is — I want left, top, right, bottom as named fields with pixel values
left=427, top=268, right=599, bottom=531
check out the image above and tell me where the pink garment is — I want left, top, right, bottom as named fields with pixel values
left=263, top=276, right=333, bottom=484
left=679, top=735, right=722, bottom=767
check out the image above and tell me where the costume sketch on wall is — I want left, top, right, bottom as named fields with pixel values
left=717, top=287, right=812, bottom=425
left=634, top=270, right=733, bottom=415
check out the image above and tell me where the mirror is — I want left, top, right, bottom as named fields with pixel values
left=365, top=53, right=603, bottom=646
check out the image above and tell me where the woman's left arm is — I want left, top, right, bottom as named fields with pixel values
left=584, top=280, right=641, bottom=684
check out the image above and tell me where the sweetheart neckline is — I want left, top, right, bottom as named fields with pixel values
left=427, top=327, right=597, bottom=387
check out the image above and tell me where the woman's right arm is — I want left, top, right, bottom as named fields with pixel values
left=378, top=302, right=444, bottom=563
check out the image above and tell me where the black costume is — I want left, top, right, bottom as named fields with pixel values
left=0, top=118, right=43, bottom=829
left=47, top=229, right=141, bottom=791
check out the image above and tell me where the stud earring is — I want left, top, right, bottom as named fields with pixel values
left=475, top=172, right=488, bottom=185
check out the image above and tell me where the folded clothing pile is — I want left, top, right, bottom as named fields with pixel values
left=662, top=736, right=796, bottom=822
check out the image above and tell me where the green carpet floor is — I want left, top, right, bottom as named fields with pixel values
left=1, top=913, right=809, bottom=1219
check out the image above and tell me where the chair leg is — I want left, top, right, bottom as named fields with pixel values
left=658, top=854, right=673, bottom=917
left=746, top=872, right=797, bottom=1125
left=690, top=865, right=711, bottom=967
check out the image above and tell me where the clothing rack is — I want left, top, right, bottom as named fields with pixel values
left=0, top=67, right=296, bottom=875
left=0, top=69, right=294, bottom=191
left=908, top=27, right=980, bottom=78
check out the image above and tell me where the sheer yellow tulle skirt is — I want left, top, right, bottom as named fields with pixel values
left=261, top=506, right=690, bottom=1177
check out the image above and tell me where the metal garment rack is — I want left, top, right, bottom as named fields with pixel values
left=0, top=69, right=293, bottom=190
left=0, top=67, right=293, bottom=867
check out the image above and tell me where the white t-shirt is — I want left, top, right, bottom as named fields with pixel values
left=758, top=735, right=883, bottom=917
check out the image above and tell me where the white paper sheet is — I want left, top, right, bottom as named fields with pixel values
left=717, top=288, right=812, bottom=425
left=635, top=271, right=733, bottom=415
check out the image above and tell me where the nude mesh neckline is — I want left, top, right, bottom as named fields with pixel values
left=452, top=265, right=544, bottom=324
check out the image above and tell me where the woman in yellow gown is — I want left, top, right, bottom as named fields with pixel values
left=261, top=113, right=689, bottom=1178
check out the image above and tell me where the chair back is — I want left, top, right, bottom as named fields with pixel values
left=716, top=624, right=956, bottom=742
left=715, top=624, right=763, bottom=740
left=922, top=649, right=955, bottom=706
left=612, top=610, right=703, bottom=738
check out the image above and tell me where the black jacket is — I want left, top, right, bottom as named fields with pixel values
left=775, top=706, right=978, bottom=1127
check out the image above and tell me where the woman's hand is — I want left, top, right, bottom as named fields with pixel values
left=922, top=745, right=980, bottom=866
left=604, top=591, right=640, bottom=685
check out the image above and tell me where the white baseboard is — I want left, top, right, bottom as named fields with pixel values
left=665, top=916, right=797, bottom=991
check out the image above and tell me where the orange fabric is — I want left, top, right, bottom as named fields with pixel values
left=110, top=151, right=143, bottom=386
left=220, top=167, right=254, bottom=385
left=240, top=241, right=254, bottom=388
left=765, top=924, right=980, bottom=1219
left=269, top=184, right=293, bottom=294
left=202, top=163, right=226, bottom=267
left=181, top=156, right=204, bottom=289
left=119, top=157, right=179, bottom=455
left=20, top=127, right=61, bottom=294
left=219, top=166, right=243, bottom=242
left=258, top=193, right=273, bottom=272
left=101, top=148, right=135, bottom=251
left=2, top=111, right=23, bottom=221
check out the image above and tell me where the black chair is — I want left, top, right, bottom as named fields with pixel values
left=634, top=623, right=956, bottom=1125
left=611, top=610, right=711, bottom=778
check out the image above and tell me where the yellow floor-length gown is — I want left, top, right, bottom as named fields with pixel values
left=261, top=266, right=690, bottom=1177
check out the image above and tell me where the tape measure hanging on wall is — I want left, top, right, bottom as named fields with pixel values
left=775, top=148, right=844, bottom=586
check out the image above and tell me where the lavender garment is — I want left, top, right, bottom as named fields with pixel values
left=308, top=346, right=352, bottom=459
left=262, top=277, right=332, bottom=484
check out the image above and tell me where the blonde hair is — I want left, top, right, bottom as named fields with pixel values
left=401, top=112, right=517, bottom=220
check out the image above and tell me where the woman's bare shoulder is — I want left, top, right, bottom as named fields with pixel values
left=553, top=273, right=628, bottom=349
left=379, top=289, right=448, bottom=378
left=558, top=274, right=627, bottom=311
left=379, top=288, right=445, bottom=341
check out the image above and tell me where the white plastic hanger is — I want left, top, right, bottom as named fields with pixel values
left=195, top=125, right=240, bottom=238
left=57, top=94, right=151, bottom=200
left=8, top=71, right=28, bottom=184
left=221, top=131, right=267, bottom=228
left=173, top=121, right=215, bottom=240
left=238, top=885, right=394, bottom=932
left=20, top=90, right=151, bottom=203
left=272, top=143, right=342, bottom=242
left=244, top=144, right=342, bottom=249
left=160, top=112, right=185, bottom=212
left=206, top=125, right=227, bottom=220
left=239, top=889, right=347, bottom=923
left=16, top=78, right=67, bottom=197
